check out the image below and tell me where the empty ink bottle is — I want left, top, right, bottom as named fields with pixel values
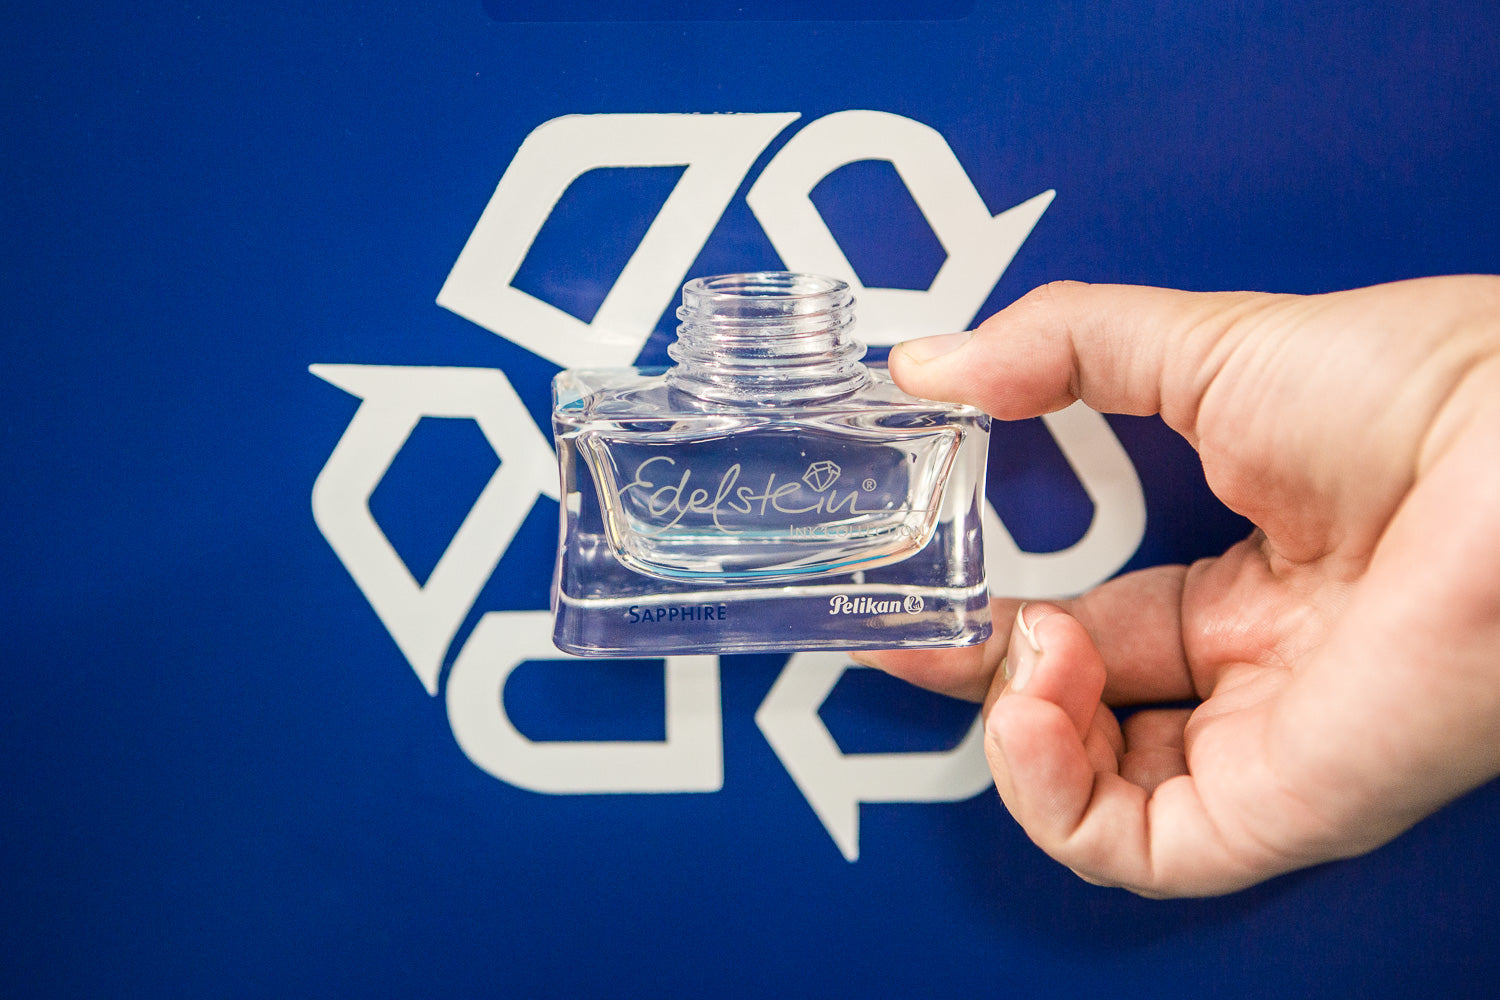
left=551, top=272, right=991, bottom=656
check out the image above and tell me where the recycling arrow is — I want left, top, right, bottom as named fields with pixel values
left=754, top=650, right=995, bottom=861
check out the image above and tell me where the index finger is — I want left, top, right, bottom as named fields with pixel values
left=889, top=281, right=1275, bottom=441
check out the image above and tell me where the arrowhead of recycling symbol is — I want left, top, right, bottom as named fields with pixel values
left=802, top=460, right=841, bottom=492
left=755, top=652, right=993, bottom=861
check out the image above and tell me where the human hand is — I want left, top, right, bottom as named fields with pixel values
left=860, top=276, right=1500, bottom=897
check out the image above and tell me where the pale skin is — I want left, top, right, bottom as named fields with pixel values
left=856, top=275, right=1500, bottom=898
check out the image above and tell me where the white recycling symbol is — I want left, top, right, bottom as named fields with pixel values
left=311, top=110, right=1148, bottom=861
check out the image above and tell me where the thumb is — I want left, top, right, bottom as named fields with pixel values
left=888, top=280, right=1270, bottom=436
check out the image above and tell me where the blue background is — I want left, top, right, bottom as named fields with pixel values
left=5, top=2, right=1500, bottom=996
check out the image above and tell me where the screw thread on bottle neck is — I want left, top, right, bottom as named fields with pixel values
left=666, top=272, right=871, bottom=404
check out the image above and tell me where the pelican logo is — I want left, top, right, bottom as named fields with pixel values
left=828, top=595, right=923, bottom=615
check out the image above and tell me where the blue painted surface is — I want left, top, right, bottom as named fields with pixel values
left=4, top=3, right=1499, bottom=996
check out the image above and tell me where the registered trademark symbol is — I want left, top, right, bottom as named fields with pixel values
left=862, top=478, right=877, bottom=491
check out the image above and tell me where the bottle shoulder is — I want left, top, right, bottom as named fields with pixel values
left=553, top=365, right=987, bottom=423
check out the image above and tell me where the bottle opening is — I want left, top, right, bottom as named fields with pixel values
left=668, top=272, right=869, bottom=404
left=680, top=272, right=852, bottom=321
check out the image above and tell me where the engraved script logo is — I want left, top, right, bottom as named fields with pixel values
left=622, top=455, right=875, bottom=535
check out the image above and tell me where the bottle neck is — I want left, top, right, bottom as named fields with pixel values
left=665, top=272, right=871, bottom=404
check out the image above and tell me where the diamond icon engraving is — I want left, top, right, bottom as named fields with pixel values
left=802, top=461, right=841, bottom=492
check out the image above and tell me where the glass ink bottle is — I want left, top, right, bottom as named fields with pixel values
left=551, top=272, right=991, bottom=656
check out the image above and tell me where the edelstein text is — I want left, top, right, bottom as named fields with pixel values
left=622, top=456, right=872, bottom=534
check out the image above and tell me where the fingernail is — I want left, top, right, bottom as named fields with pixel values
left=1016, top=602, right=1042, bottom=653
left=1000, top=656, right=1011, bottom=682
left=847, top=650, right=876, bottom=668
left=896, top=331, right=972, bottom=364
left=1010, top=603, right=1042, bottom=691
